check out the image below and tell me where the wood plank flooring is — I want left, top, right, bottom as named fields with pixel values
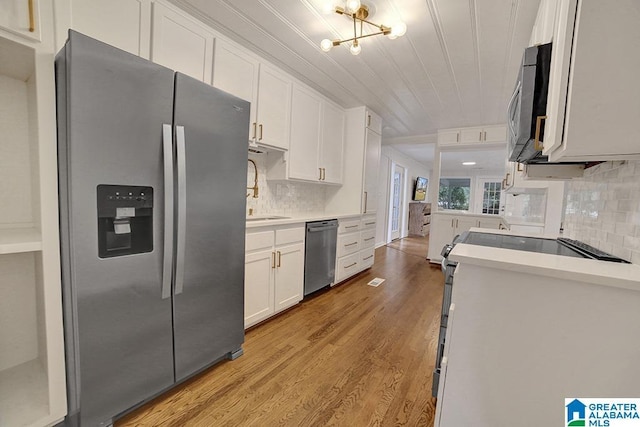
left=117, top=236, right=443, bottom=427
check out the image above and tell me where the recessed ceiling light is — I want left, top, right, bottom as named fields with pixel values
left=462, top=161, right=476, bottom=166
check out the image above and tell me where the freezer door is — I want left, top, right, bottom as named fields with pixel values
left=172, top=73, right=250, bottom=380
left=56, top=31, right=175, bottom=426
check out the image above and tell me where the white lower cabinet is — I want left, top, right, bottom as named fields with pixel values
left=244, top=224, right=304, bottom=328
left=334, top=214, right=376, bottom=284
left=427, top=213, right=509, bottom=263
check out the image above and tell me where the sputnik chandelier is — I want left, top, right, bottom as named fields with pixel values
left=320, top=0, right=407, bottom=55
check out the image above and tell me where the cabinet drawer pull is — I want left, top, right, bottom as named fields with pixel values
left=28, top=0, right=35, bottom=32
left=345, top=225, right=358, bottom=229
left=259, top=124, right=263, bottom=141
left=365, top=222, right=375, bottom=226
left=345, top=262, right=357, bottom=269
left=363, top=255, right=373, bottom=260
left=252, top=122, right=257, bottom=140
left=456, top=132, right=459, bottom=142
left=272, top=252, right=276, bottom=269
left=367, top=114, right=371, bottom=127
left=534, top=115, right=547, bottom=151
left=319, top=167, right=322, bottom=180
left=344, top=242, right=358, bottom=247
left=364, top=237, right=374, bottom=241
left=479, top=131, right=482, bottom=141
left=277, top=251, right=281, bottom=267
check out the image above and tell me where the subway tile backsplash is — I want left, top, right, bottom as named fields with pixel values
left=246, top=152, right=326, bottom=217
left=564, top=160, right=640, bottom=263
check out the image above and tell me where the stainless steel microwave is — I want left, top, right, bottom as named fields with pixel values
left=507, top=42, right=552, bottom=163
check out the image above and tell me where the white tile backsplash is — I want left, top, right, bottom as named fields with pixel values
left=564, top=160, right=640, bottom=263
left=246, top=152, right=326, bottom=217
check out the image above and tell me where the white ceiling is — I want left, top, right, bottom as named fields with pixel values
left=171, top=0, right=539, bottom=167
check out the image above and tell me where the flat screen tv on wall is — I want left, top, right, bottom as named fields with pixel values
left=413, top=176, right=428, bottom=201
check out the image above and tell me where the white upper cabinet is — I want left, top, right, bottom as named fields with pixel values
left=255, top=64, right=292, bottom=151
left=70, top=0, right=150, bottom=58
left=0, top=0, right=41, bottom=41
left=438, top=124, right=506, bottom=145
left=273, top=83, right=344, bottom=184
left=288, top=83, right=322, bottom=181
left=212, top=38, right=259, bottom=141
left=320, top=100, right=345, bottom=184
left=213, top=40, right=291, bottom=151
left=151, top=1, right=214, bottom=84
left=544, top=0, right=640, bottom=162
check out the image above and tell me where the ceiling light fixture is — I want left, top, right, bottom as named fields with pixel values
left=462, top=161, right=476, bottom=166
left=320, top=1, right=406, bottom=56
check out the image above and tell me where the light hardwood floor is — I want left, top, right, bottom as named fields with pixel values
left=118, top=236, right=443, bottom=426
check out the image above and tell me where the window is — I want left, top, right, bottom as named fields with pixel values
left=439, top=178, right=471, bottom=210
left=482, top=181, right=502, bottom=215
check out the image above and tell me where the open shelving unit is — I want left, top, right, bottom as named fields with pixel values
left=0, top=34, right=66, bottom=427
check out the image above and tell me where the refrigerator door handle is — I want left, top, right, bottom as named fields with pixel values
left=175, top=125, right=187, bottom=295
left=161, top=124, right=174, bottom=300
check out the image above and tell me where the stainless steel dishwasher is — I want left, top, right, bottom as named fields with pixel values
left=304, top=219, right=338, bottom=296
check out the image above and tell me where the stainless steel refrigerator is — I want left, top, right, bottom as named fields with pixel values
left=56, top=31, right=249, bottom=426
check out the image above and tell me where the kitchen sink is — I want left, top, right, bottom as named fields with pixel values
left=246, top=215, right=290, bottom=221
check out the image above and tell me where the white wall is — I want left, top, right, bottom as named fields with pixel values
left=375, top=146, right=430, bottom=245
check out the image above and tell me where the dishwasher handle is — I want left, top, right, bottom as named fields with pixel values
left=307, top=224, right=338, bottom=232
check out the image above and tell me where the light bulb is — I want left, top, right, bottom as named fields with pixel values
left=345, top=0, right=361, bottom=13
left=390, top=22, right=407, bottom=37
left=320, top=39, right=333, bottom=52
left=350, top=42, right=361, bottom=55
left=321, top=1, right=337, bottom=14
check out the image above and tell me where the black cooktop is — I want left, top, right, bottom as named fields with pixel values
left=458, top=232, right=630, bottom=263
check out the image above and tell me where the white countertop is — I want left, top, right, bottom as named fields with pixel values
left=449, top=228, right=640, bottom=291
left=245, top=213, right=365, bottom=229
left=432, top=210, right=509, bottom=220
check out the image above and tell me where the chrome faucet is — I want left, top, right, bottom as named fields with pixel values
left=247, top=159, right=259, bottom=198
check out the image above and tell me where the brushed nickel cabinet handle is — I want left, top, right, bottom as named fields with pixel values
left=319, top=167, right=322, bottom=180
left=364, top=237, right=374, bottom=241
left=451, top=219, right=454, bottom=227
left=534, top=115, right=547, bottom=151
left=28, top=0, right=35, bottom=32
left=363, top=255, right=374, bottom=260
left=456, top=133, right=459, bottom=142
left=367, top=114, right=371, bottom=127
left=479, top=131, right=482, bottom=141
left=345, top=225, right=358, bottom=229
left=364, top=191, right=368, bottom=213
left=322, top=168, right=326, bottom=180
left=259, top=124, right=263, bottom=141
left=345, top=242, right=358, bottom=247
left=277, top=251, right=281, bottom=267
left=272, top=252, right=276, bottom=269
left=252, top=122, right=257, bottom=140
left=345, top=262, right=357, bottom=269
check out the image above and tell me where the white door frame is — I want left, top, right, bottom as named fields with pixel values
left=388, top=162, right=406, bottom=242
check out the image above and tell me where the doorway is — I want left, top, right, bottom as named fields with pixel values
left=389, top=163, right=406, bottom=241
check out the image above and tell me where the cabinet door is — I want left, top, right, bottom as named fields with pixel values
left=366, top=109, right=382, bottom=134
left=460, top=127, right=483, bottom=144
left=151, top=2, right=214, bottom=83
left=482, top=125, right=507, bottom=142
left=71, top=0, right=149, bottom=57
left=363, top=128, right=381, bottom=213
left=274, top=242, right=304, bottom=312
left=320, top=101, right=344, bottom=184
left=256, top=64, right=291, bottom=150
left=427, top=215, right=455, bottom=263
left=288, top=84, right=321, bottom=181
left=212, top=39, right=259, bottom=140
left=0, top=0, right=40, bottom=41
left=244, top=249, right=275, bottom=328
left=454, top=216, right=479, bottom=235
left=438, top=130, right=460, bottom=145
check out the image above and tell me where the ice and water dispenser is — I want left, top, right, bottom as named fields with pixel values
left=97, top=185, right=153, bottom=258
